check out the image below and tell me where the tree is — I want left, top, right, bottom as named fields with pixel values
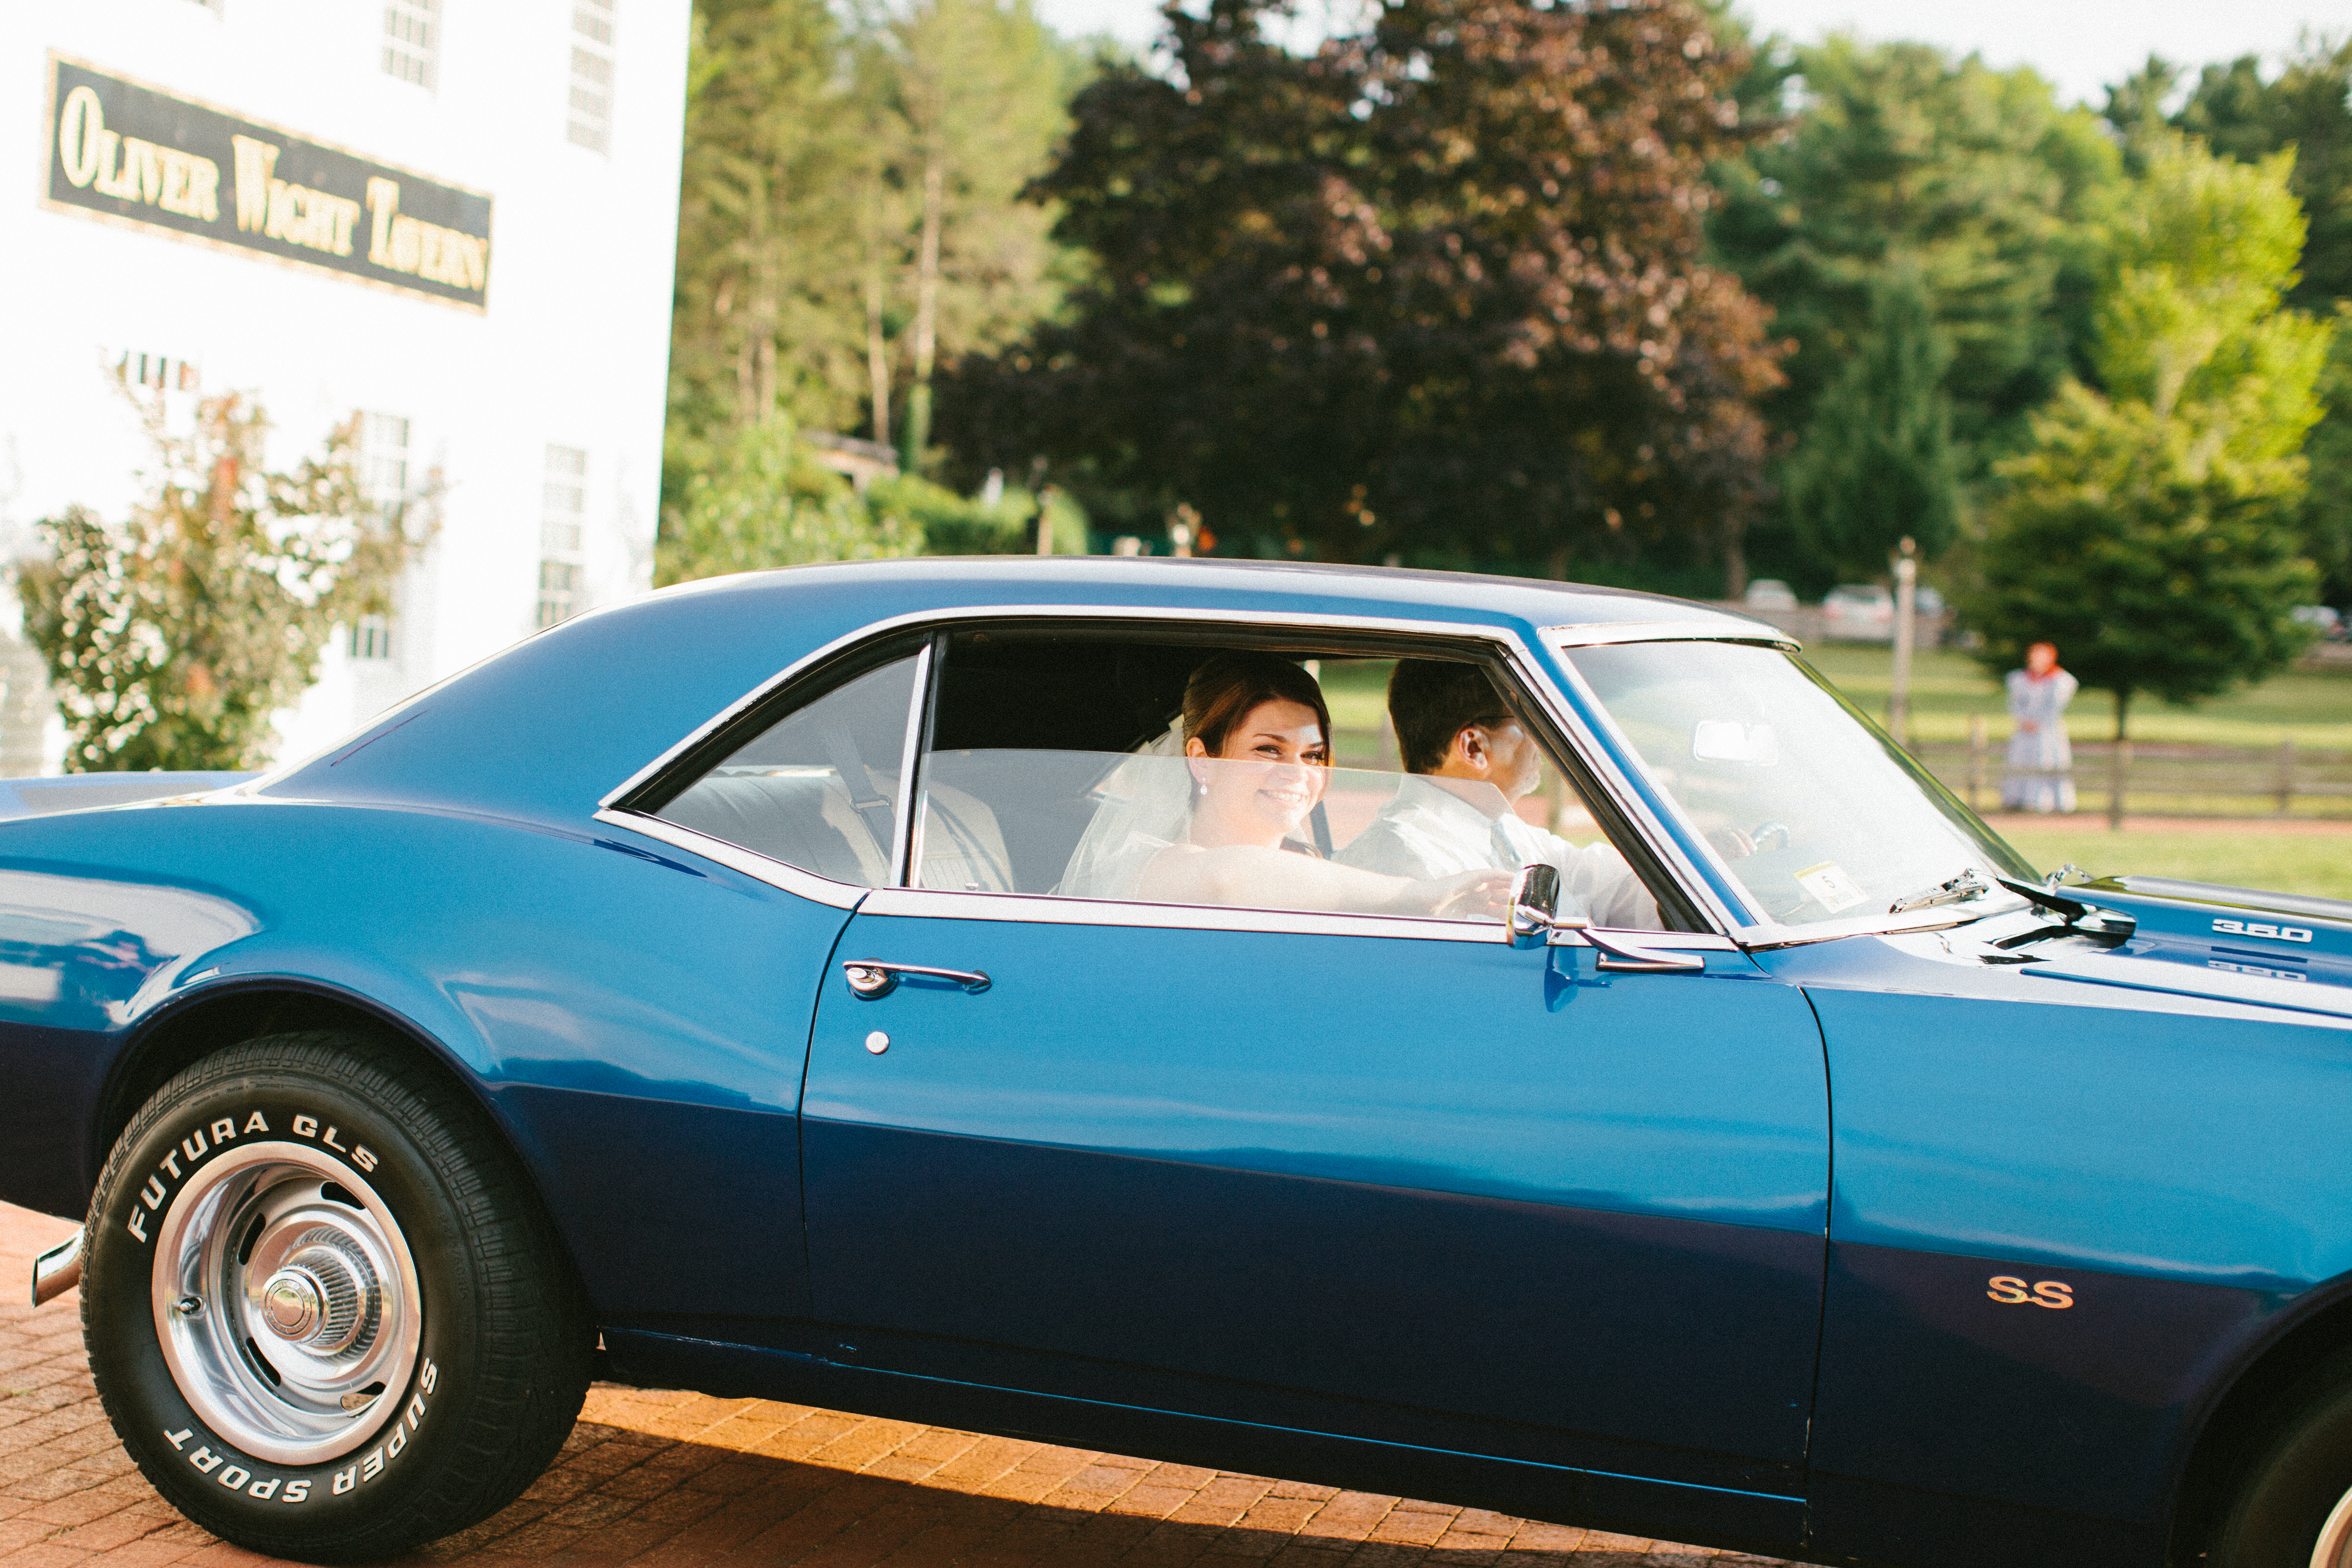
left=2305, top=304, right=2352, bottom=605
left=2115, top=35, right=2352, bottom=608
left=944, top=0, right=1783, bottom=578
left=2164, top=35, right=2352, bottom=308
left=654, top=420, right=1074, bottom=585
left=1713, top=40, right=2121, bottom=451
left=667, top=0, right=869, bottom=459
left=1782, top=262, right=1961, bottom=580
left=1960, top=138, right=2332, bottom=738
left=657, top=419, right=923, bottom=585
left=1708, top=37, right=2123, bottom=587
left=665, top=0, right=1082, bottom=496
left=20, top=382, right=416, bottom=772
left=870, top=0, right=1079, bottom=472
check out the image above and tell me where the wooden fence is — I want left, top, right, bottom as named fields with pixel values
left=1333, top=723, right=2352, bottom=822
left=1910, top=734, right=2352, bottom=821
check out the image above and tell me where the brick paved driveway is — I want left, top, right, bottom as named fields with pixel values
left=1, top=1201, right=1799, bottom=1568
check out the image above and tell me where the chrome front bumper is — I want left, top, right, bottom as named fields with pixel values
left=30, top=1227, right=82, bottom=1307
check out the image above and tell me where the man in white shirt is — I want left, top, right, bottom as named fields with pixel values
left=1336, top=660, right=1662, bottom=928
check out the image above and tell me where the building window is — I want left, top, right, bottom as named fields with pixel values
left=115, top=351, right=200, bottom=392
left=568, top=0, right=616, bottom=153
left=349, top=414, right=412, bottom=661
left=384, top=0, right=438, bottom=89
left=350, top=615, right=394, bottom=661
left=360, top=412, right=410, bottom=525
left=538, top=445, right=588, bottom=629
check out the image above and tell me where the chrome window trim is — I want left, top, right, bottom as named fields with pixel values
left=1731, top=907, right=1992, bottom=949
left=861, top=886, right=1506, bottom=943
left=1544, top=618, right=1799, bottom=652
left=888, top=637, right=939, bottom=887
left=591, top=808, right=867, bottom=910
left=599, top=600, right=1766, bottom=937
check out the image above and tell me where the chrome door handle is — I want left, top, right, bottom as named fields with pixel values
left=842, top=960, right=992, bottom=999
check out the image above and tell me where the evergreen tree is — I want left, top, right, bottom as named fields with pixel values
left=873, top=0, right=1079, bottom=473
left=1961, top=138, right=2332, bottom=739
left=1710, top=38, right=2123, bottom=464
left=1783, top=263, right=1960, bottom=580
left=667, top=0, right=870, bottom=467
left=1708, top=37, right=2123, bottom=588
left=663, top=0, right=1082, bottom=511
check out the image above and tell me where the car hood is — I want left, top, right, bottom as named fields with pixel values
left=2021, top=875, right=2352, bottom=1020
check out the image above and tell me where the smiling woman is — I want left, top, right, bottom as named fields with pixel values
left=1093, top=651, right=1509, bottom=918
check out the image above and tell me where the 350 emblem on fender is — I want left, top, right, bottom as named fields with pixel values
left=2213, top=918, right=2314, bottom=944
left=1988, top=1275, right=2075, bottom=1309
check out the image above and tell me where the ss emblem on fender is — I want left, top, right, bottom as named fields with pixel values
left=1988, top=1275, right=2075, bottom=1309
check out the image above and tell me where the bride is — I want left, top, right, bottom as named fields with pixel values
left=1060, top=651, right=1510, bottom=921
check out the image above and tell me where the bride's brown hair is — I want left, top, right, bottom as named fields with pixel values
left=1181, top=651, right=1334, bottom=761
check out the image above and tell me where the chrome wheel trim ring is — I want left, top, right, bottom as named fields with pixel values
left=149, top=1140, right=422, bottom=1467
left=2315, top=1483, right=2352, bottom=1568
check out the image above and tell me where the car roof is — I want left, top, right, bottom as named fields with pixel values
left=267, top=557, right=1778, bottom=821
left=640, top=556, right=1769, bottom=633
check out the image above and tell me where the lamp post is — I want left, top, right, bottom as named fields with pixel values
left=1889, top=536, right=1918, bottom=745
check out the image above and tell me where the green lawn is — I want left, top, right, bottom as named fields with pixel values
left=1990, top=824, right=2352, bottom=901
left=1806, top=644, right=2352, bottom=751
left=1317, top=658, right=1391, bottom=730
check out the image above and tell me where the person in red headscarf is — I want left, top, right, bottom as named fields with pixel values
left=2001, top=641, right=2078, bottom=813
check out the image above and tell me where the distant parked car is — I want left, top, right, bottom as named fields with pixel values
left=1744, top=578, right=1799, bottom=611
left=1822, top=583, right=1895, bottom=641
left=2294, top=605, right=2347, bottom=642
left=1915, top=585, right=1946, bottom=618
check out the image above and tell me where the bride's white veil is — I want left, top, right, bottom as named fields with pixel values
left=1056, top=720, right=1193, bottom=900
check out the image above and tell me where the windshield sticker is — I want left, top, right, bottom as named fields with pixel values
left=1796, top=861, right=1869, bottom=914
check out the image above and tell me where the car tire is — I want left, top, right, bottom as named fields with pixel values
left=2212, top=1355, right=2352, bottom=1568
left=82, top=1031, right=592, bottom=1564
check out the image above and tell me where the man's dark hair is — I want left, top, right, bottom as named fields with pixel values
left=1387, top=660, right=1515, bottom=774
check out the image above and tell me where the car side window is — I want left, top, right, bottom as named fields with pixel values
left=908, top=632, right=1667, bottom=929
left=653, top=652, right=918, bottom=888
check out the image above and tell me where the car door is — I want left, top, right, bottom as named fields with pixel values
left=798, top=623, right=1832, bottom=1532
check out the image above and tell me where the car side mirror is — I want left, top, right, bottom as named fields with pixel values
left=1509, top=862, right=1560, bottom=949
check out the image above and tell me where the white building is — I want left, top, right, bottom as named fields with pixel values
left=0, top=0, right=690, bottom=772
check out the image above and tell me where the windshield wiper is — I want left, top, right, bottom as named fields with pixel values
left=1888, top=867, right=1992, bottom=914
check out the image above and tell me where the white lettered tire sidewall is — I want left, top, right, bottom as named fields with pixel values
left=82, top=1037, right=563, bottom=1559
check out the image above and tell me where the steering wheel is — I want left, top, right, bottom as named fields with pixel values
left=1751, top=820, right=1792, bottom=854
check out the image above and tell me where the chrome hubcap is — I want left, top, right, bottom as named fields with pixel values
left=150, top=1140, right=420, bottom=1467
left=2314, top=1484, right=2352, bottom=1568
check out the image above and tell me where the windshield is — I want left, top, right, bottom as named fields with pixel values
left=1562, top=640, right=2034, bottom=929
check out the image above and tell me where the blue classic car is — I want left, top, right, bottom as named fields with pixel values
left=8, top=559, right=2352, bottom=1568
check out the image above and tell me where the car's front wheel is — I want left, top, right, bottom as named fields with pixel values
left=2212, top=1358, right=2352, bottom=1568
left=82, top=1032, right=591, bottom=1563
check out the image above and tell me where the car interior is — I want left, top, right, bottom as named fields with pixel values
left=649, top=626, right=1655, bottom=917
